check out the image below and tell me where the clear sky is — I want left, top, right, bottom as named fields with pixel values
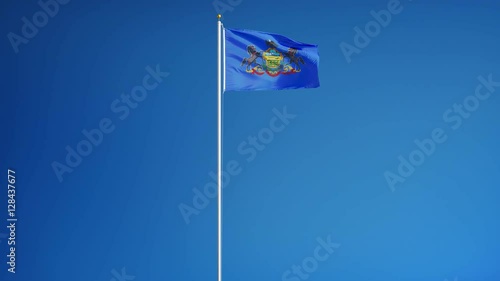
left=1, top=0, right=500, bottom=281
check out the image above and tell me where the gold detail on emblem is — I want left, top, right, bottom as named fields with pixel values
left=262, top=49, right=283, bottom=70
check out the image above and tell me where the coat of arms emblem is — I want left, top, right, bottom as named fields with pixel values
left=241, top=40, right=305, bottom=77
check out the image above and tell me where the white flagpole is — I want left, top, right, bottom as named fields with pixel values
left=217, top=14, right=223, bottom=281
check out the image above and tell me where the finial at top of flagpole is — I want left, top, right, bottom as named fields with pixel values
left=217, top=14, right=222, bottom=21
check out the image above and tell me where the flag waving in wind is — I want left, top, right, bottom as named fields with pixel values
left=224, top=28, right=320, bottom=91
left=215, top=17, right=320, bottom=281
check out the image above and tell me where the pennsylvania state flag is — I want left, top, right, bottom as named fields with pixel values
left=224, top=28, right=320, bottom=91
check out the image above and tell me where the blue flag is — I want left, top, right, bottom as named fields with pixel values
left=224, top=28, right=320, bottom=92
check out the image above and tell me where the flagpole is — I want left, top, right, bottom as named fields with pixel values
left=217, top=13, right=223, bottom=281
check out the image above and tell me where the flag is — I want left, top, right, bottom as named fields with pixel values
left=224, top=28, right=320, bottom=92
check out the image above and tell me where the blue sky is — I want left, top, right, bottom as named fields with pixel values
left=1, top=0, right=499, bottom=281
